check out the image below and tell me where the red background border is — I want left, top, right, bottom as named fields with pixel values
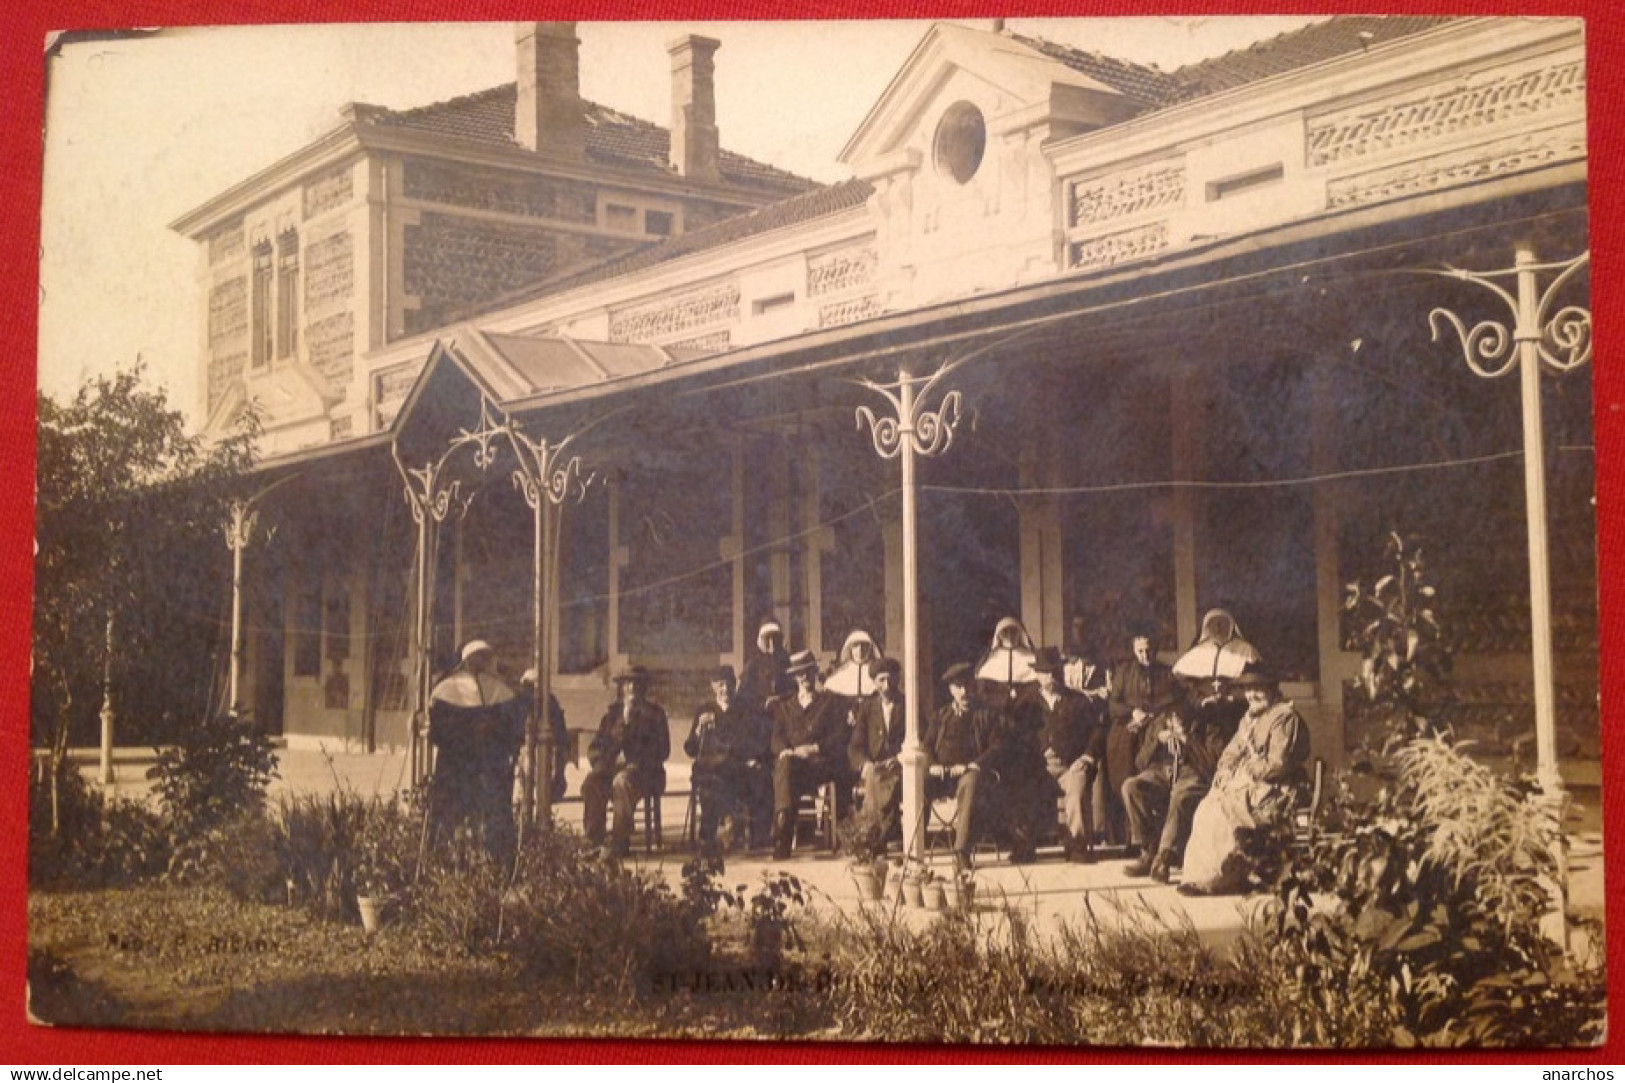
left=2, top=0, right=1619, bottom=1064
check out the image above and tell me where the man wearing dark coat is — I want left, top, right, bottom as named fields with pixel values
left=847, top=657, right=906, bottom=833
left=923, top=662, right=1008, bottom=873
left=428, top=640, right=526, bottom=859
left=1105, top=628, right=1175, bottom=847
left=1018, top=646, right=1107, bottom=862
left=1121, top=683, right=1237, bottom=882
left=770, top=649, right=847, bottom=859
left=582, top=665, right=670, bottom=859
left=683, top=664, right=769, bottom=852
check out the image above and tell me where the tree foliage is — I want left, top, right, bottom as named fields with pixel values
left=33, top=364, right=256, bottom=758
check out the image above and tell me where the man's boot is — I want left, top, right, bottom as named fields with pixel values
left=1149, top=849, right=1173, bottom=884
left=772, top=810, right=793, bottom=861
left=1124, top=850, right=1155, bottom=877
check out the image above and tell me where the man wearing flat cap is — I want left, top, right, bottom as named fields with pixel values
left=923, top=662, right=1008, bottom=873
left=684, top=664, right=769, bottom=853
left=582, top=665, right=670, bottom=859
left=848, top=656, right=906, bottom=834
left=428, top=640, right=526, bottom=858
left=769, top=649, right=846, bottom=859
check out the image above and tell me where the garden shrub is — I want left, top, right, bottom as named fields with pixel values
left=148, top=712, right=277, bottom=836
left=1262, top=734, right=1605, bottom=1047
left=29, top=763, right=170, bottom=889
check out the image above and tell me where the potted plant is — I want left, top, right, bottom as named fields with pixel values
left=900, top=862, right=930, bottom=908
left=942, top=867, right=976, bottom=911
left=838, top=809, right=890, bottom=902
left=921, top=871, right=946, bottom=911
left=351, top=806, right=401, bottom=933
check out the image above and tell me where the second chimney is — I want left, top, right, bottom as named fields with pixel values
left=516, top=22, right=584, bottom=159
left=668, top=34, right=721, bottom=183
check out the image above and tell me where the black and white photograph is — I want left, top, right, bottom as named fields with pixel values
left=29, top=15, right=1604, bottom=1047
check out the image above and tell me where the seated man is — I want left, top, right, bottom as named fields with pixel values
left=923, top=662, right=1006, bottom=873
left=770, top=649, right=847, bottom=860
left=1017, top=646, right=1107, bottom=863
left=1120, top=686, right=1233, bottom=882
left=582, top=665, right=670, bottom=859
left=848, top=657, right=906, bottom=833
left=683, top=664, right=769, bottom=853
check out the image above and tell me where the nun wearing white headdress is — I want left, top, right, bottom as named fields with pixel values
left=974, top=616, right=1039, bottom=700
left=823, top=629, right=884, bottom=700
left=428, top=640, right=525, bottom=856
left=1171, top=608, right=1261, bottom=690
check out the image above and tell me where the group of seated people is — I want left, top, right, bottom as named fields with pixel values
left=426, top=608, right=1311, bottom=896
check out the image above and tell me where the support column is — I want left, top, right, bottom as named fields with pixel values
left=1310, top=366, right=1351, bottom=769
left=1169, top=374, right=1203, bottom=651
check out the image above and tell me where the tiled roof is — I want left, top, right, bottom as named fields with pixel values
left=1011, top=15, right=1462, bottom=113
left=469, top=177, right=875, bottom=313
left=1167, top=15, right=1462, bottom=102
left=1005, top=32, right=1178, bottom=109
left=364, top=84, right=815, bottom=194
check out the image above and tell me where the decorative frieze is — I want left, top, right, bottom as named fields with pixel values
left=1327, top=126, right=1588, bottom=209
left=1069, top=222, right=1170, bottom=272
left=807, top=244, right=877, bottom=297
left=402, top=158, right=596, bottom=224
left=609, top=280, right=740, bottom=344
left=372, top=363, right=417, bottom=430
left=208, top=221, right=245, bottom=266
left=208, top=277, right=248, bottom=346
left=818, top=294, right=881, bottom=329
left=304, top=232, right=354, bottom=315
left=302, top=165, right=354, bottom=220
left=1068, top=161, right=1186, bottom=228
left=1307, top=59, right=1585, bottom=168
left=665, top=330, right=732, bottom=354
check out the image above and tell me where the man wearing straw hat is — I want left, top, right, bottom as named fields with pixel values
left=582, top=665, right=670, bottom=860
left=428, top=639, right=526, bottom=858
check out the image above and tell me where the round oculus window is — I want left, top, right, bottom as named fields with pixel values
left=933, top=101, right=986, bottom=185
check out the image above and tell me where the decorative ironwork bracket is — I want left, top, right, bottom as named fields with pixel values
left=1424, top=250, right=1591, bottom=378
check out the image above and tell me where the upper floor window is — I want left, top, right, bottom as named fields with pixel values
left=598, top=196, right=682, bottom=238
left=251, top=230, right=300, bottom=367
left=275, top=230, right=299, bottom=360
left=250, top=242, right=273, bottom=368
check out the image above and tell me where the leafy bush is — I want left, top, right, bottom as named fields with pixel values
left=1343, top=532, right=1453, bottom=750
left=1263, top=735, right=1604, bottom=1047
left=29, top=763, right=170, bottom=888
left=148, top=713, right=278, bottom=836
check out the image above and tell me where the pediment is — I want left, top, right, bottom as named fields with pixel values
left=840, top=22, right=1143, bottom=177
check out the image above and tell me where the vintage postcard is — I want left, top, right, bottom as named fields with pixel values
left=30, top=17, right=1603, bottom=1047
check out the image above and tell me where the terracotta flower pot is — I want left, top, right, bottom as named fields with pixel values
left=356, top=894, right=382, bottom=933
left=922, top=881, right=946, bottom=911
left=902, top=879, right=925, bottom=908
left=851, top=861, right=888, bottom=901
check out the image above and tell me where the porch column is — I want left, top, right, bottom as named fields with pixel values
left=857, top=364, right=965, bottom=862
left=1017, top=440, right=1065, bottom=650
left=1169, top=374, right=1203, bottom=651
left=1310, top=367, right=1352, bottom=770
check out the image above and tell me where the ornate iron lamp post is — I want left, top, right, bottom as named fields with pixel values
left=507, top=426, right=594, bottom=827
left=1423, top=246, right=1591, bottom=941
left=856, top=364, right=964, bottom=860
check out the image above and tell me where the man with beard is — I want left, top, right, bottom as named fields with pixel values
left=923, top=662, right=1008, bottom=874
left=582, top=666, right=670, bottom=860
left=683, top=664, right=769, bottom=854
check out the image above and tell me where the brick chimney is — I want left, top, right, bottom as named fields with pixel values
left=668, top=34, right=721, bottom=183
left=515, top=22, right=584, bottom=159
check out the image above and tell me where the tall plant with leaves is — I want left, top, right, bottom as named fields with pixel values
left=33, top=365, right=256, bottom=820
left=1343, top=531, right=1452, bottom=747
